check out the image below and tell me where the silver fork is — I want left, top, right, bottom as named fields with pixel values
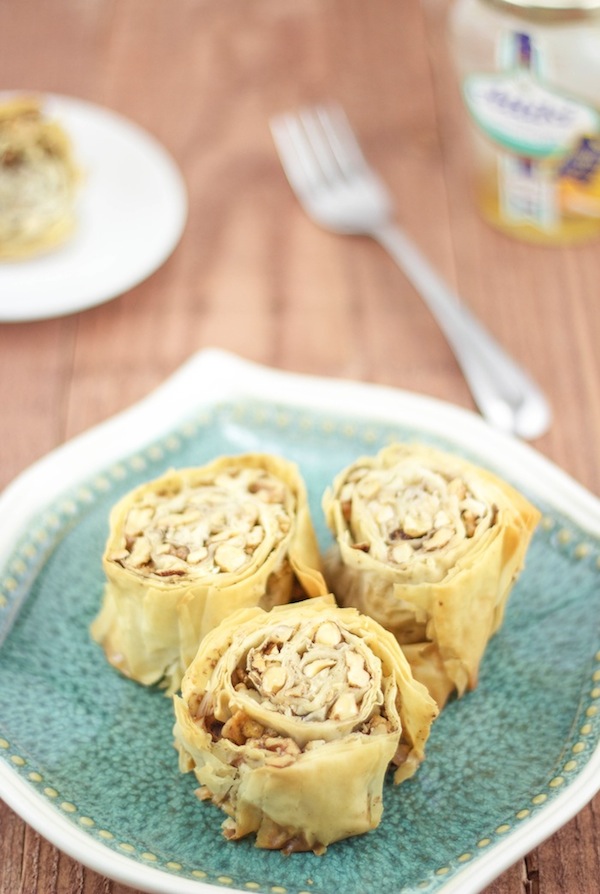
left=270, top=104, right=551, bottom=440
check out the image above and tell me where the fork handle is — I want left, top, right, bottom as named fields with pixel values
left=372, top=223, right=551, bottom=440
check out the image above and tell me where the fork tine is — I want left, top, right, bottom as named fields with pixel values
left=271, top=103, right=370, bottom=197
left=296, top=106, right=344, bottom=183
left=315, top=104, right=372, bottom=181
left=270, top=113, right=325, bottom=198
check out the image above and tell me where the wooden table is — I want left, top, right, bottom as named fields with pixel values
left=1, top=1, right=599, bottom=891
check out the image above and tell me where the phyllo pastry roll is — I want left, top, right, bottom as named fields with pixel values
left=90, top=454, right=326, bottom=692
left=322, top=443, right=540, bottom=707
left=0, top=96, right=79, bottom=259
left=173, top=596, right=438, bottom=854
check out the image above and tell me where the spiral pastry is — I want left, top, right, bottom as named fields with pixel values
left=173, top=596, right=437, bottom=853
left=0, top=96, right=79, bottom=259
left=90, top=454, right=326, bottom=692
left=322, top=443, right=540, bottom=706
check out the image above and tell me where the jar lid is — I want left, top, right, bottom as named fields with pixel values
left=490, top=0, right=600, bottom=9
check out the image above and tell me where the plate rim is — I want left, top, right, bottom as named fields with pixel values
left=1, top=347, right=600, bottom=894
left=0, top=91, right=188, bottom=322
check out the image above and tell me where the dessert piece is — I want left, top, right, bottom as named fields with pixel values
left=322, top=443, right=540, bottom=706
left=173, top=596, right=438, bottom=853
left=0, top=96, right=79, bottom=259
left=90, top=454, right=326, bottom=692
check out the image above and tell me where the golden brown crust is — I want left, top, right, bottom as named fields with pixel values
left=322, top=443, right=541, bottom=707
left=173, top=597, right=438, bottom=852
left=90, top=454, right=327, bottom=692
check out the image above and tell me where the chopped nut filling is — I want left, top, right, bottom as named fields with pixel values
left=242, top=619, right=380, bottom=723
left=199, top=617, right=395, bottom=765
left=0, top=97, right=78, bottom=256
left=341, top=463, right=497, bottom=570
left=109, top=468, right=294, bottom=579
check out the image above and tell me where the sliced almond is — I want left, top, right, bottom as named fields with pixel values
left=246, top=525, right=265, bottom=548
left=304, top=658, right=335, bottom=678
left=314, top=621, right=342, bottom=647
left=423, top=526, right=453, bottom=551
left=345, top=651, right=370, bottom=688
left=390, top=542, right=413, bottom=564
left=128, top=536, right=152, bottom=567
left=214, top=543, right=248, bottom=573
left=187, top=546, right=209, bottom=564
left=329, top=692, right=358, bottom=721
left=402, top=513, right=432, bottom=538
left=160, top=509, right=202, bottom=528
left=447, top=477, right=467, bottom=500
left=262, top=664, right=287, bottom=694
left=124, top=507, right=154, bottom=536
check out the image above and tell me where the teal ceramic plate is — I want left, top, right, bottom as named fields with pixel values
left=1, top=349, right=599, bottom=894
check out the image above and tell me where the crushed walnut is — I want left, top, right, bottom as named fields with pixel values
left=198, top=617, right=394, bottom=768
left=109, top=467, right=294, bottom=580
left=339, top=463, right=497, bottom=568
left=241, top=619, right=380, bottom=723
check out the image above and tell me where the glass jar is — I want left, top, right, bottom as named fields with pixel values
left=449, top=0, right=600, bottom=244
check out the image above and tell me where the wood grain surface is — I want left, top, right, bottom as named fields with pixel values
left=1, top=1, right=599, bottom=892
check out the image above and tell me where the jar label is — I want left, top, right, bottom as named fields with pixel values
left=498, top=156, right=557, bottom=227
left=560, top=136, right=600, bottom=217
left=463, top=70, right=600, bottom=158
left=462, top=30, right=600, bottom=231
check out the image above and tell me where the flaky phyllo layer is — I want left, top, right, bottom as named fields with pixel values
left=323, top=443, right=540, bottom=707
left=173, top=597, right=438, bottom=853
left=90, top=455, right=326, bottom=692
left=0, top=96, right=79, bottom=259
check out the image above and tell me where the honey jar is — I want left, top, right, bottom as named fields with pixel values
left=449, top=0, right=600, bottom=244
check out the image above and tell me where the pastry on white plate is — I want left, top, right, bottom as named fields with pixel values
left=0, top=96, right=79, bottom=260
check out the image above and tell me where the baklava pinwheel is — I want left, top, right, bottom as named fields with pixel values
left=173, top=596, right=438, bottom=854
left=322, top=443, right=540, bottom=707
left=0, top=96, right=79, bottom=259
left=90, top=455, right=326, bottom=692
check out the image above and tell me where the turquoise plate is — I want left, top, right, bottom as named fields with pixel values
left=1, top=349, right=599, bottom=894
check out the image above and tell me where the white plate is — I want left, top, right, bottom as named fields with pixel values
left=1, top=349, right=599, bottom=894
left=0, top=93, right=187, bottom=321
